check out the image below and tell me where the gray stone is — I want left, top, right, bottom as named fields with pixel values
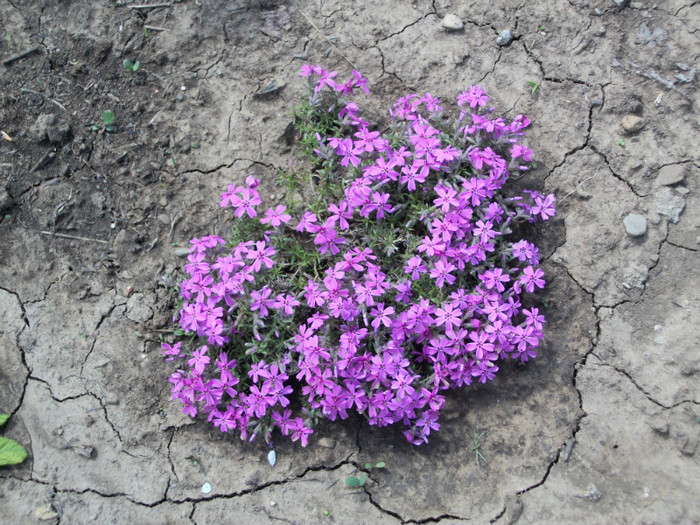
left=441, top=14, right=464, bottom=31
left=656, top=164, right=685, bottom=186
left=126, top=293, right=154, bottom=323
left=655, top=188, right=685, bottom=223
left=317, top=437, right=337, bottom=449
left=0, top=186, right=14, bottom=213
left=29, top=113, right=71, bottom=144
left=496, top=30, right=513, bottom=46
left=621, top=114, right=645, bottom=133
left=612, top=0, right=628, bottom=7
left=623, top=214, right=647, bottom=237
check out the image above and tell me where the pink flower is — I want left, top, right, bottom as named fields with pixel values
left=260, top=205, right=291, bottom=227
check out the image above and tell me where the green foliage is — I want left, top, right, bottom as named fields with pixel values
left=0, top=414, right=28, bottom=467
left=102, top=110, right=115, bottom=126
left=345, top=474, right=367, bottom=487
left=123, top=59, right=140, bottom=72
left=526, top=80, right=540, bottom=95
left=470, top=427, right=486, bottom=465
left=92, top=110, right=115, bottom=132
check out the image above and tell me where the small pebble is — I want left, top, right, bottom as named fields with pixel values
left=174, top=247, right=191, bottom=257
left=612, top=0, right=628, bottom=7
left=201, top=482, right=212, bottom=494
left=623, top=214, right=647, bottom=237
left=656, top=164, right=685, bottom=186
left=621, top=114, right=645, bottom=133
left=583, top=483, right=603, bottom=500
left=34, top=503, right=58, bottom=521
left=442, top=14, right=464, bottom=31
left=655, top=188, right=685, bottom=223
left=317, top=437, right=337, bottom=449
left=496, top=30, right=513, bottom=46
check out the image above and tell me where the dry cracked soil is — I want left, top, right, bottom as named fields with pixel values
left=0, top=0, right=698, bottom=524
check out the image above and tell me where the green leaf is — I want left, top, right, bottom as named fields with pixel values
left=375, top=461, right=386, bottom=469
left=358, top=474, right=367, bottom=485
left=0, top=414, right=9, bottom=427
left=123, top=59, right=133, bottom=70
left=0, top=436, right=28, bottom=466
left=365, top=462, right=373, bottom=469
left=132, top=60, right=140, bottom=72
left=102, top=110, right=115, bottom=125
left=617, top=138, right=626, bottom=147
left=345, top=475, right=361, bottom=487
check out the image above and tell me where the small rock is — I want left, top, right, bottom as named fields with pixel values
left=34, top=503, right=59, bottom=521
left=0, top=186, right=14, bottom=213
left=612, top=0, right=628, bottom=7
left=126, top=292, right=154, bottom=323
left=157, top=213, right=171, bottom=226
left=174, top=247, right=191, bottom=257
left=317, top=437, right=337, bottom=449
left=496, top=29, right=513, bottom=46
left=650, top=419, right=669, bottom=436
left=201, top=482, right=212, bottom=494
left=73, top=444, right=97, bottom=458
left=622, top=263, right=648, bottom=290
left=29, top=113, right=71, bottom=144
left=623, top=214, right=647, bottom=237
left=582, top=483, right=603, bottom=500
left=656, top=164, right=685, bottom=186
left=621, top=114, right=645, bottom=133
left=442, top=14, right=464, bottom=31
left=655, top=188, right=685, bottom=223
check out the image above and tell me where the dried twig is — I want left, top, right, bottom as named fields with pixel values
left=19, top=87, right=66, bottom=110
left=3, top=47, right=40, bottom=66
left=293, top=3, right=357, bottom=70
left=127, top=3, right=173, bottom=9
left=39, top=231, right=109, bottom=244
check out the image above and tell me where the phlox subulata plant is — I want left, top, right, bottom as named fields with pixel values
left=162, top=65, right=555, bottom=447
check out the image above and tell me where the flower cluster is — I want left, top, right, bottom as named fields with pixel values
left=163, top=66, right=555, bottom=447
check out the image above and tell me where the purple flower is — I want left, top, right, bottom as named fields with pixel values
left=245, top=241, right=275, bottom=272
left=434, top=303, right=462, bottom=331
left=188, top=346, right=210, bottom=374
left=457, top=85, right=489, bottom=108
left=229, top=188, right=262, bottom=218
left=273, top=293, right=300, bottom=316
left=250, top=286, right=274, bottom=317
left=260, top=205, right=291, bottom=227
left=404, top=256, right=428, bottom=280
left=370, top=303, right=395, bottom=330
left=532, top=194, right=556, bottom=221
left=519, top=266, right=546, bottom=293
left=430, top=260, right=456, bottom=288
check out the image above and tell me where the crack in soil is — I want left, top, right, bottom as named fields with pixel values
left=170, top=454, right=355, bottom=506
left=591, top=360, right=696, bottom=409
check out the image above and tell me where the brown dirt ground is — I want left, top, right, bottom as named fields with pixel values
left=0, top=1, right=698, bottom=523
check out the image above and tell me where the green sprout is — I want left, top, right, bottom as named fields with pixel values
left=345, top=473, right=367, bottom=487
left=471, top=427, right=486, bottom=465
left=345, top=461, right=385, bottom=487
left=123, top=59, right=140, bottom=72
left=0, top=414, right=28, bottom=467
left=617, top=138, right=626, bottom=147
left=526, top=80, right=540, bottom=95
left=92, top=110, right=115, bottom=132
